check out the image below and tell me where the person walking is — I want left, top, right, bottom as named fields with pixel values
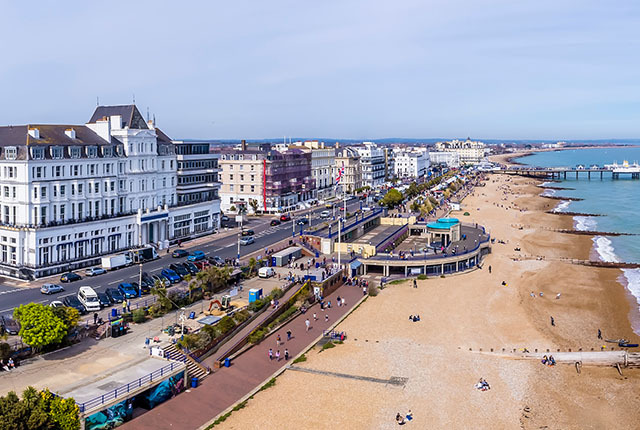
left=488, top=265, right=492, bottom=274
left=93, top=312, right=98, bottom=325
left=550, top=316, right=555, bottom=326
left=275, top=350, right=280, bottom=361
left=413, top=278, right=417, bottom=288
left=305, top=318, right=310, bottom=331
left=313, top=312, right=317, bottom=321
left=122, top=301, right=127, bottom=314
left=268, top=348, right=273, bottom=360
left=287, top=330, right=292, bottom=341
left=598, top=328, right=602, bottom=340
left=363, top=286, right=367, bottom=296
left=276, top=334, right=281, bottom=347
left=126, top=299, right=131, bottom=313
left=284, top=349, right=289, bottom=360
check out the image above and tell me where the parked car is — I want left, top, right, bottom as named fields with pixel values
left=40, top=283, right=65, bottom=295
left=132, top=280, right=151, bottom=295
left=96, top=291, right=111, bottom=307
left=169, top=263, right=189, bottom=277
left=325, top=203, right=333, bottom=209
left=221, top=215, right=230, bottom=222
left=280, top=213, right=291, bottom=221
left=320, top=210, right=331, bottom=218
left=240, top=236, right=255, bottom=246
left=161, top=268, right=181, bottom=284
left=60, top=272, right=81, bottom=283
left=141, top=273, right=155, bottom=287
left=187, top=251, right=206, bottom=262
left=296, top=218, right=309, bottom=225
left=63, top=296, right=87, bottom=314
left=183, top=262, right=199, bottom=274
left=208, top=256, right=225, bottom=267
left=85, top=267, right=106, bottom=277
left=241, top=229, right=255, bottom=237
left=270, top=219, right=281, bottom=226
left=49, top=300, right=65, bottom=308
left=1, top=316, right=20, bottom=335
left=105, top=287, right=125, bottom=303
left=118, top=283, right=138, bottom=299
left=172, top=249, right=189, bottom=258
left=151, top=274, right=170, bottom=288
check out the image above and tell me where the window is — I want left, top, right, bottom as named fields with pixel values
left=87, top=146, right=98, bottom=158
left=239, top=164, right=244, bottom=170
left=163, top=178, right=167, bottom=187
left=229, top=164, right=234, bottom=170
left=34, top=187, right=38, bottom=199
left=50, top=146, right=63, bottom=159
left=240, top=185, right=244, bottom=192
left=53, top=186, right=57, bottom=197
left=94, top=183, right=99, bottom=194
left=34, top=166, right=43, bottom=178
left=5, top=147, right=17, bottom=160
left=71, top=185, right=75, bottom=196
left=251, top=185, right=255, bottom=192
left=102, top=146, right=113, bottom=157
left=60, top=185, right=65, bottom=196
left=70, top=147, right=81, bottom=158
left=31, top=147, right=45, bottom=160
left=230, top=184, right=234, bottom=191
left=110, top=182, right=115, bottom=192
left=251, top=175, right=255, bottom=182
left=12, top=187, right=15, bottom=198
left=90, top=165, right=96, bottom=175
left=229, top=174, right=234, bottom=181
left=250, top=165, right=254, bottom=171
left=78, top=184, right=83, bottom=194
left=55, top=166, right=62, bottom=177
left=41, top=187, right=46, bottom=198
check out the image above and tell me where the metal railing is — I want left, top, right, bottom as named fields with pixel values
left=75, top=361, right=184, bottom=413
left=368, top=235, right=491, bottom=262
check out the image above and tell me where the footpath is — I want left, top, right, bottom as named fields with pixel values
left=120, top=282, right=365, bottom=430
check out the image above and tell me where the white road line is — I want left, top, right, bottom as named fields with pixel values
left=107, top=279, right=123, bottom=285
left=150, top=267, right=162, bottom=273
left=213, top=247, right=223, bottom=252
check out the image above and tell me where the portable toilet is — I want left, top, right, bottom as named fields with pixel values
left=249, top=288, right=262, bottom=303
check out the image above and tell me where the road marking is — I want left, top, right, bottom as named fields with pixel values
left=107, top=279, right=124, bottom=285
left=213, top=247, right=224, bottom=252
left=150, top=267, right=162, bottom=273
left=0, top=288, right=20, bottom=295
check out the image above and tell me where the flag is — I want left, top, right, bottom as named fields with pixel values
left=336, top=166, right=345, bottom=184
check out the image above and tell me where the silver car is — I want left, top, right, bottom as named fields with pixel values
left=40, top=283, right=65, bottom=295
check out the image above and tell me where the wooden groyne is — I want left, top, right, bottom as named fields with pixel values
left=546, top=211, right=603, bottom=217
left=540, top=195, right=584, bottom=201
left=555, top=229, right=636, bottom=237
left=576, top=260, right=640, bottom=269
left=538, top=186, right=575, bottom=191
left=471, top=349, right=640, bottom=368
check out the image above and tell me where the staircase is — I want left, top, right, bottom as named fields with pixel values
left=162, top=344, right=210, bottom=381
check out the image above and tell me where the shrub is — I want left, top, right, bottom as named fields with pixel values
left=293, top=354, right=307, bottom=364
left=321, top=341, right=336, bottom=351
left=248, top=329, right=267, bottom=344
left=132, top=309, right=146, bottom=323
left=269, top=288, right=284, bottom=299
left=417, top=274, right=427, bottom=280
left=0, top=343, right=11, bottom=361
left=368, top=285, right=378, bottom=297
left=388, top=279, right=407, bottom=285
left=217, top=316, right=236, bottom=335
left=201, top=324, right=220, bottom=340
left=177, top=333, right=200, bottom=351
left=249, top=298, right=267, bottom=312
left=233, top=309, right=251, bottom=324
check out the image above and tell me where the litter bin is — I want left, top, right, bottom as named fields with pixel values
left=315, top=262, right=320, bottom=269
left=111, top=308, right=117, bottom=318
left=224, top=358, right=231, bottom=368
left=191, top=377, right=198, bottom=388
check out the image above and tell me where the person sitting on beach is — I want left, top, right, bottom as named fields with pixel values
left=396, top=412, right=405, bottom=425
left=409, top=315, right=413, bottom=321
left=548, top=355, right=556, bottom=366
left=413, top=315, right=420, bottom=322
left=541, top=355, right=548, bottom=365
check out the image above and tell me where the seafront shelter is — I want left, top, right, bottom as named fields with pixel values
left=425, top=217, right=461, bottom=247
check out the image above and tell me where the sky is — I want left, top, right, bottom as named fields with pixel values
left=1, top=0, right=639, bottom=140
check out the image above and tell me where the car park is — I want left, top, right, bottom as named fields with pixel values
left=96, top=291, right=111, bottom=307
left=183, top=262, right=199, bottom=274
left=118, top=283, right=138, bottom=299
left=60, top=272, right=81, bottom=283
left=40, top=283, right=65, bottom=295
left=85, top=267, right=106, bottom=277
left=169, top=263, right=189, bottom=277
left=270, top=219, right=281, bottom=226
left=187, top=251, right=206, bottom=262
left=161, top=268, right=181, bottom=283
left=63, top=296, right=87, bottom=314
left=172, top=249, right=189, bottom=258
left=240, top=236, right=255, bottom=246
left=241, top=229, right=255, bottom=237
left=105, top=288, right=125, bottom=303
left=280, top=214, right=291, bottom=221
left=1, top=316, right=20, bottom=335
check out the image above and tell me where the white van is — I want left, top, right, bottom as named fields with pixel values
left=78, top=286, right=101, bottom=312
left=258, top=267, right=275, bottom=278
left=320, top=210, right=331, bottom=219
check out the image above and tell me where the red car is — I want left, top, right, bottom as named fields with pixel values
left=280, top=214, right=291, bottom=222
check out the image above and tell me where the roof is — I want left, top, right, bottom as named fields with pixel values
left=88, top=105, right=148, bottom=129
left=0, top=124, right=109, bottom=148
left=155, top=127, right=173, bottom=144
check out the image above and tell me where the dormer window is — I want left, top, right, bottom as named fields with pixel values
left=50, top=146, right=63, bottom=159
left=102, top=146, right=113, bottom=157
left=69, top=146, right=81, bottom=159
left=31, top=147, right=45, bottom=160
left=86, top=146, right=98, bottom=158
left=5, top=147, right=17, bottom=160
left=115, top=145, right=124, bottom=156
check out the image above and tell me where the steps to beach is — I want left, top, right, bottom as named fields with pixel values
left=162, top=344, right=209, bottom=381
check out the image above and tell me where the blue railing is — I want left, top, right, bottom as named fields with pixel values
left=76, top=361, right=183, bottom=413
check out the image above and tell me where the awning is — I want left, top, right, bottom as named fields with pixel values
left=350, top=260, right=362, bottom=270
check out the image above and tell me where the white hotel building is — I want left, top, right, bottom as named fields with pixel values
left=0, top=105, right=220, bottom=279
left=393, top=149, right=429, bottom=179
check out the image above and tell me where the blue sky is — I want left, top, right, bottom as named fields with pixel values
left=1, top=0, right=639, bottom=140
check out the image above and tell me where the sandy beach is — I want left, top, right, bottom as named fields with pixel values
left=217, top=174, right=640, bottom=430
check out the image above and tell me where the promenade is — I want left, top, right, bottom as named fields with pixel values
left=120, top=281, right=365, bottom=429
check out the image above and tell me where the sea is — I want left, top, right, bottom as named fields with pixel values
left=514, top=147, right=640, bottom=334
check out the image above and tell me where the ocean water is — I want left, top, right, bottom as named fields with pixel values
left=514, top=147, right=640, bottom=330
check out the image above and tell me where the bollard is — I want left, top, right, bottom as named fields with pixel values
left=568, top=348, right=571, bottom=352
left=535, top=349, right=538, bottom=353
left=490, top=348, right=493, bottom=352
left=546, top=349, right=549, bottom=352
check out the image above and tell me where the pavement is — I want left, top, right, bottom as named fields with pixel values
left=119, top=281, right=366, bottom=430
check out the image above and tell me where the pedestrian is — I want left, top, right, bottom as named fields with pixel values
left=93, top=312, right=98, bottom=325
left=598, top=328, right=602, bottom=340
left=122, top=301, right=127, bottom=314
left=488, top=265, right=492, bottom=274
left=287, top=330, right=292, bottom=341
left=413, top=278, right=417, bottom=288
left=126, top=299, right=131, bottom=313
left=342, top=297, right=346, bottom=307
left=144, top=337, right=150, bottom=349
left=363, top=286, right=367, bottom=296
left=275, top=350, right=280, bottom=361
left=556, top=293, right=561, bottom=299
left=276, top=334, right=281, bottom=346
left=268, top=348, right=273, bottom=360
left=313, top=312, right=317, bottom=321
left=305, top=318, right=310, bottom=331
left=325, top=314, right=329, bottom=322
left=284, top=349, right=289, bottom=360
left=550, top=316, right=555, bottom=326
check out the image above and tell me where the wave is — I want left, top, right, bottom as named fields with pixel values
left=554, top=200, right=570, bottom=212
left=592, top=236, right=619, bottom=263
left=540, top=189, right=556, bottom=197
left=623, top=268, right=640, bottom=309
left=574, top=216, right=597, bottom=231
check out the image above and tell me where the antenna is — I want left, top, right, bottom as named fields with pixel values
left=96, top=96, right=99, bottom=106
left=147, top=107, right=150, bottom=122
left=133, top=93, right=136, bottom=104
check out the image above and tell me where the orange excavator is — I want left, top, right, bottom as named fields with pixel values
left=206, top=295, right=231, bottom=314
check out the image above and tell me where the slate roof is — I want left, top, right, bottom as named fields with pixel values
left=88, top=105, right=149, bottom=129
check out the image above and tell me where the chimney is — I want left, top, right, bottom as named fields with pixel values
left=65, top=128, right=76, bottom=139
left=28, top=128, right=39, bottom=139
left=241, top=140, right=246, bottom=151
left=110, top=115, right=122, bottom=129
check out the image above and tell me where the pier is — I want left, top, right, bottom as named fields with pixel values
left=494, top=161, right=640, bottom=180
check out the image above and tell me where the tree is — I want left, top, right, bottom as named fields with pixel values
left=410, top=201, right=420, bottom=212
left=0, top=387, right=80, bottom=430
left=51, top=307, right=79, bottom=335
left=207, top=265, right=232, bottom=294
left=381, top=189, right=402, bottom=208
left=151, top=284, right=172, bottom=311
left=249, top=199, right=259, bottom=214
left=229, top=205, right=237, bottom=212
left=13, top=304, right=67, bottom=350
left=247, top=257, right=258, bottom=277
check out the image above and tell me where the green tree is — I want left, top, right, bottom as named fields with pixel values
left=51, top=307, right=80, bottom=335
left=249, top=199, right=259, bottom=214
left=13, top=304, right=67, bottom=350
left=205, top=265, right=232, bottom=294
left=151, top=284, right=172, bottom=311
left=381, top=189, right=402, bottom=208
left=0, top=387, right=80, bottom=430
left=247, top=257, right=258, bottom=277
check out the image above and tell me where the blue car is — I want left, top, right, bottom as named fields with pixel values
left=161, top=268, right=181, bottom=284
left=118, top=283, right=138, bottom=298
left=187, top=251, right=205, bottom=262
